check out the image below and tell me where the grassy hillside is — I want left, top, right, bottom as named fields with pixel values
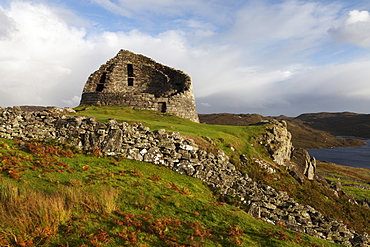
left=75, top=106, right=269, bottom=171
left=74, top=106, right=370, bottom=235
left=0, top=138, right=340, bottom=246
left=316, top=161, right=370, bottom=201
left=0, top=105, right=368, bottom=246
left=199, top=113, right=365, bottom=149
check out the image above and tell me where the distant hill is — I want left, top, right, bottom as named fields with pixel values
left=296, top=112, right=370, bottom=138
left=199, top=113, right=365, bottom=149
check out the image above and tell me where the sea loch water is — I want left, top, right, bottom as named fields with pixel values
left=308, top=139, right=370, bottom=169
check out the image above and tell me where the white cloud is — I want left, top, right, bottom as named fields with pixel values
left=91, top=0, right=213, bottom=16
left=90, top=0, right=131, bottom=17
left=0, top=2, right=94, bottom=107
left=329, top=10, right=370, bottom=47
left=226, top=1, right=340, bottom=50
left=89, top=0, right=236, bottom=31
left=200, top=102, right=212, bottom=107
left=346, top=10, right=370, bottom=24
left=0, top=6, right=15, bottom=39
left=197, top=60, right=370, bottom=116
left=62, top=95, right=81, bottom=106
left=1, top=0, right=370, bottom=118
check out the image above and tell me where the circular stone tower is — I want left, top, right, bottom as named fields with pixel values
left=80, top=49, right=199, bottom=122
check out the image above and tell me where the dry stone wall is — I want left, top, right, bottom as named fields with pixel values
left=0, top=106, right=369, bottom=246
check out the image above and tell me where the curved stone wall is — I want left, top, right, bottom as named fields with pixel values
left=80, top=50, right=199, bottom=123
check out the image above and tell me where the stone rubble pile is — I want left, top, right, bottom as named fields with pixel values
left=0, top=106, right=369, bottom=246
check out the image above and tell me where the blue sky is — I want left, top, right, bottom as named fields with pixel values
left=1, top=0, right=370, bottom=116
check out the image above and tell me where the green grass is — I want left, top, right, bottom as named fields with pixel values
left=316, top=161, right=370, bottom=201
left=0, top=138, right=342, bottom=246
left=343, top=187, right=370, bottom=201
left=1, top=106, right=368, bottom=245
left=74, top=105, right=269, bottom=170
left=323, top=175, right=369, bottom=189
left=72, top=106, right=370, bottom=235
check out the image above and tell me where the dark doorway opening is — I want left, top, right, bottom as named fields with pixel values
left=96, top=84, right=104, bottom=92
left=158, top=102, right=166, bottom=113
left=128, top=78, right=134, bottom=86
left=127, top=64, right=134, bottom=77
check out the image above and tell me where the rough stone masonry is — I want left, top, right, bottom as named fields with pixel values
left=80, top=49, right=199, bottom=123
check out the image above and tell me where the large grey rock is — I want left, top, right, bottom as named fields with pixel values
left=291, top=148, right=317, bottom=180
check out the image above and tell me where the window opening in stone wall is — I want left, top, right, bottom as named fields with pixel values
left=96, top=84, right=105, bottom=92
left=127, top=64, right=134, bottom=77
left=158, top=102, right=166, bottom=113
left=99, top=72, right=107, bottom=84
left=128, top=78, right=134, bottom=86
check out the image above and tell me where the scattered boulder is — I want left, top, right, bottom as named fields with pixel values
left=291, top=148, right=317, bottom=180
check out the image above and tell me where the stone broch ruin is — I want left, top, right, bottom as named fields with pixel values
left=80, top=49, right=199, bottom=123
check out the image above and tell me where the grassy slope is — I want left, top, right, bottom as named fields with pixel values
left=74, top=106, right=370, bottom=234
left=75, top=106, right=269, bottom=171
left=0, top=138, right=339, bottom=247
left=199, top=113, right=365, bottom=149
left=316, top=161, right=370, bottom=201
left=282, top=119, right=365, bottom=149
left=1, top=106, right=368, bottom=245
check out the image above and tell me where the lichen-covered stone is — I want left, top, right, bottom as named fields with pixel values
left=262, top=120, right=292, bottom=166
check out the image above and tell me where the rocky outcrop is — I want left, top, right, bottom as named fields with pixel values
left=260, top=120, right=292, bottom=166
left=0, top=106, right=369, bottom=246
left=258, top=120, right=317, bottom=182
